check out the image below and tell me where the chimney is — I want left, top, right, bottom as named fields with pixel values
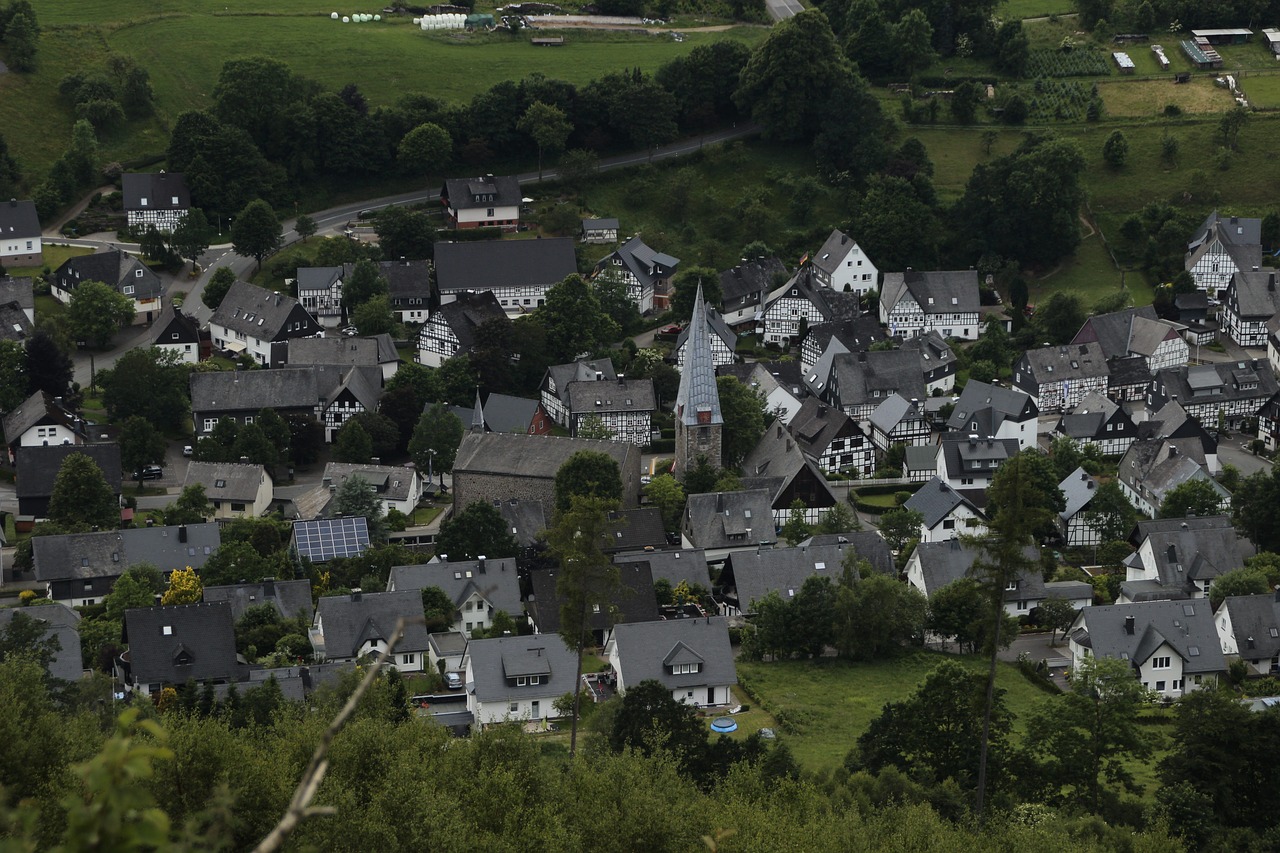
left=371, top=457, right=380, bottom=465
left=1247, top=636, right=1256, bottom=649
left=263, top=577, right=276, bottom=597
left=178, top=525, right=188, bottom=543
left=351, top=588, right=362, bottom=602
left=1124, top=615, right=1135, bottom=635
left=478, top=555, right=487, bottom=573
left=323, top=477, right=332, bottom=488
left=840, top=234, right=848, bottom=245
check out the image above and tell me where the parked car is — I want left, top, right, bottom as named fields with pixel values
left=136, top=465, right=163, bottom=481
left=444, top=672, right=463, bottom=690
left=182, top=445, right=193, bottom=457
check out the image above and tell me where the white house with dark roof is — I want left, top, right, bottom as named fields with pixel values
left=440, top=174, right=521, bottom=230
left=52, top=249, right=163, bottom=324
left=1215, top=592, right=1280, bottom=676
left=580, top=217, right=619, bottom=243
left=1054, top=391, right=1137, bottom=457
left=122, top=172, right=190, bottom=231
left=1118, top=436, right=1227, bottom=519
left=1120, top=515, right=1248, bottom=602
left=119, top=602, right=239, bottom=695
left=720, top=256, right=787, bottom=327
left=592, top=235, right=680, bottom=314
left=1012, top=342, right=1109, bottom=413
left=739, top=425, right=840, bottom=525
left=1149, top=360, right=1278, bottom=432
left=1222, top=269, right=1280, bottom=347
left=311, top=589, right=430, bottom=672
left=376, top=258, right=432, bottom=324
left=415, top=290, right=508, bottom=368
left=945, top=380, right=1038, bottom=450
left=827, top=349, right=926, bottom=421
left=323, top=462, right=424, bottom=516
left=208, top=280, right=322, bottom=365
left=1072, top=306, right=1188, bottom=374
left=936, top=435, right=1019, bottom=491
left=148, top=305, right=202, bottom=365
left=760, top=267, right=861, bottom=346
left=292, top=265, right=345, bottom=327
left=809, top=229, right=878, bottom=295
left=672, top=304, right=736, bottom=370
left=273, top=335, right=400, bottom=383
left=568, top=377, right=655, bottom=446
left=869, top=393, right=930, bottom=451
left=0, top=199, right=42, bottom=266
left=787, top=396, right=875, bottom=477
left=681, top=489, right=777, bottom=561
left=189, top=368, right=324, bottom=438
left=719, top=361, right=807, bottom=427
left=800, top=316, right=885, bottom=374
left=902, top=477, right=987, bottom=544
left=879, top=269, right=980, bottom=340
left=464, top=636, right=578, bottom=726
left=184, top=461, right=272, bottom=519
left=1185, top=210, right=1262, bottom=293
left=1058, top=467, right=1105, bottom=547
left=435, top=238, right=577, bottom=316
left=2, top=390, right=93, bottom=458
left=606, top=617, right=737, bottom=708
left=1068, top=600, right=1225, bottom=698
left=903, top=331, right=959, bottom=394
left=387, top=556, right=522, bottom=637
left=540, top=358, right=616, bottom=427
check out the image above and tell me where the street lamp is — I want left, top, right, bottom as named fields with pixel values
left=426, top=448, right=434, bottom=491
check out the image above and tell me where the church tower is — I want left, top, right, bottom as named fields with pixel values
left=674, top=284, right=724, bottom=478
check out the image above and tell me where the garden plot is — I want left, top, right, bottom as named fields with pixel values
left=1098, top=76, right=1237, bottom=115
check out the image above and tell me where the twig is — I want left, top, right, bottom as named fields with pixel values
left=253, top=616, right=415, bottom=853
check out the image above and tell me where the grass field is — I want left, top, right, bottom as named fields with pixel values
left=6, top=243, right=93, bottom=277
left=998, top=0, right=1075, bottom=19
left=1240, top=73, right=1280, bottom=107
left=1098, top=76, right=1235, bottom=116
left=736, top=651, right=1058, bottom=772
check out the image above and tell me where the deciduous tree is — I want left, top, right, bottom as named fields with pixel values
left=517, top=102, right=571, bottom=180
left=332, top=473, right=387, bottom=543
left=67, top=280, right=134, bottom=348
left=396, top=122, right=452, bottom=176
left=408, top=403, right=464, bottom=479
left=119, top=416, right=166, bottom=480
left=333, top=419, right=373, bottom=464
left=433, top=500, right=519, bottom=561
left=230, top=199, right=283, bottom=271
left=342, top=258, right=388, bottom=312
left=162, top=566, right=203, bottom=606
left=553, top=450, right=622, bottom=514
left=1158, top=477, right=1225, bottom=519
left=171, top=209, right=213, bottom=271
left=202, top=267, right=237, bottom=311
left=0, top=340, right=26, bottom=411
left=716, top=376, right=767, bottom=469
left=48, top=452, right=118, bottom=530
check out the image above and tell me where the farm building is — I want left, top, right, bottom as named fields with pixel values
left=1190, top=28, right=1252, bottom=45
left=1113, top=52, right=1136, bottom=74
left=1151, top=44, right=1170, bottom=69
left=1182, top=38, right=1224, bottom=69
left=1263, top=28, right=1280, bottom=55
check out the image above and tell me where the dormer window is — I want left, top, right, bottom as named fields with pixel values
left=671, top=662, right=701, bottom=675
left=135, top=269, right=144, bottom=278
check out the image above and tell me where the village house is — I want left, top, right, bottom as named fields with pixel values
left=902, top=331, right=959, bottom=395
left=869, top=393, right=931, bottom=451
left=719, top=256, right=787, bottom=328
left=122, top=172, right=190, bottom=232
left=672, top=304, right=736, bottom=370
left=808, top=229, right=879, bottom=296
left=945, top=380, right=1038, bottom=450
left=1258, top=391, right=1280, bottom=451
left=1072, top=306, right=1189, bottom=374
left=580, top=217, right=619, bottom=244
left=936, top=435, right=1019, bottom=491
left=320, top=462, right=424, bottom=516
left=599, top=507, right=668, bottom=555
left=148, top=305, right=203, bottom=365
left=118, top=602, right=239, bottom=696
left=878, top=269, right=981, bottom=340
left=434, top=237, right=576, bottom=316
left=1215, top=591, right=1280, bottom=676
left=452, top=432, right=642, bottom=511
left=378, top=258, right=432, bottom=324
left=202, top=578, right=314, bottom=623
left=415, top=290, right=507, bottom=368
left=290, top=517, right=372, bottom=566
left=539, top=358, right=616, bottom=428
left=568, top=377, right=656, bottom=446
left=16, top=444, right=121, bottom=519
left=613, top=548, right=713, bottom=593
left=1053, top=391, right=1138, bottom=457
left=718, top=540, right=895, bottom=617
left=1185, top=210, right=1261, bottom=293
left=387, top=556, right=523, bottom=636
left=183, top=461, right=273, bottom=519
left=799, top=316, right=885, bottom=375
left=1222, top=268, right=1280, bottom=348
left=739, top=424, right=840, bottom=524
left=907, top=539, right=1091, bottom=619
left=208, top=281, right=322, bottom=365
left=292, top=266, right=345, bottom=327
left=1119, top=516, right=1250, bottom=603
left=1118, top=435, right=1227, bottom=519
left=592, top=236, right=680, bottom=314
left=464, top=636, right=578, bottom=727
left=718, top=361, right=807, bottom=426
left=272, top=335, right=400, bottom=383
left=526, top=561, right=659, bottom=645
left=787, top=396, right=875, bottom=477
left=902, top=477, right=988, bottom=544
left=826, top=349, right=927, bottom=421
left=605, top=617, right=737, bottom=708
left=0, top=273, right=35, bottom=330
left=1058, top=468, right=1106, bottom=547
left=759, top=267, right=861, bottom=347
left=1148, top=360, right=1278, bottom=432
left=1068, top=601, right=1225, bottom=699
left=2, top=390, right=96, bottom=461
left=0, top=605, right=83, bottom=682
left=451, top=391, right=551, bottom=436
left=440, top=174, right=522, bottom=231
left=311, top=589, right=430, bottom=672
left=0, top=199, right=41, bottom=267
left=1012, top=342, right=1109, bottom=413
left=52, top=249, right=164, bottom=324
left=681, top=489, right=777, bottom=562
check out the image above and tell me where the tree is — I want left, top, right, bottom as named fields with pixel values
left=100, top=347, right=189, bottom=430
left=670, top=266, right=723, bottom=323
left=433, top=501, right=519, bottom=561
left=421, top=586, right=458, bottom=632
left=294, top=213, right=317, bottom=242
left=104, top=565, right=161, bottom=622
left=1024, top=656, right=1152, bottom=814
left=119, top=416, right=166, bottom=481
left=171, top=209, right=213, bottom=271
left=534, top=275, right=619, bottom=364
left=203, top=267, right=237, bottom=311
left=1032, top=292, right=1086, bottom=346
left=1082, top=479, right=1137, bottom=545
left=374, top=206, right=436, bottom=261
left=162, top=566, right=203, bottom=606
left=48, top=452, right=118, bottom=530
left=67, top=280, right=134, bottom=348
left=834, top=565, right=927, bottom=660
left=547, top=495, right=619, bottom=755
left=352, top=294, right=396, bottom=337
left=1158, top=477, right=1225, bottom=519
left=780, top=499, right=813, bottom=545
left=645, top=474, right=686, bottom=533
left=396, top=122, right=452, bottom=175
left=333, top=419, right=373, bottom=464
left=408, top=403, right=464, bottom=480
left=553, top=450, right=623, bottom=514
left=716, top=376, right=767, bottom=469
left=877, top=507, right=923, bottom=557
left=285, top=413, right=324, bottom=465
left=255, top=408, right=291, bottom=462
left=816, top=502, right=859, bottom=534
left=0, top=340, right=26, bottom=411
left=609, top=679, right=709, bottom=777
left=1219, top=105, right=1249, bottom=150
left=892, top=9, right=935, bottom=75
left=1102, top=130, right=1129, bottom=169
left=1208, top=566, right=1270, bottom=608
left=231, top=422, right=279, bottom=468
left=163, top=484, right=211, bottom=525
left=332, top=473, right=387, bottom=543
left=0, top=131, right=19, bottom=199
left=0, top=611, right=60, bottom=671
left=230, top=198, right=282, bottom=271
left=5, top=11, right=37, bottom=72
left=1037, top=595, right=1078, bottom=645
left=23, top=330, right=71, bottom=400
left=518, top=102, right=571, bottom=180
left=342, top=258, right=388, bottom=312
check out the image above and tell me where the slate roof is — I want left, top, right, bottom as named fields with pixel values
left=613, top=548, right=712, bottom=589
left=1137, top=515, right=1249, bottom=588
left=683, top=489, right=777, bottom=550
left=881, top=269, right=980, bottom=316
left=0, top=274, right=34, bottom=312
left=33, top=523, right=221, bottom=582
left=788, top=397, right=863, bottom=458
left=720, top=257, right=786, bottom=307
left=1220, top=593, right=1280, bottom=663
left=602, top=236, right=680, bottom=294
left=903, top=444, right=940, bottom=474
left=53, top=249, right=163, bottom=302
left=202, top=578, right=314, bottom=623
left=795, top=532, right=896, bottom=576
left=323, top=364, right=383, bottom=413
left=190, top=368, right=320, bottom=414
left=774, top=266, right=862, bottom=322
left=527, top=560, right=660, bottom=634
left=675, top=285, right=723, bottom=427
left=454, top=432, right=634, bottom=480
left=466, top=635, right=579, bottom=702
left=3, top=390, right=80, bottom=446
left=581, top=217, right=619, bottom=231
left=946, top=380, right=1037, bottom=434
left=568, top=377, right=656, bottom=418
left=495, top=498, right=548, bottom=547
left=811, top=229, right=860, bottom=276
left=739, top=425, right=838, bottom=508
left=1187, top=210, right=1262, bottom=272
left=184, top=461, right=269, bottom=503
left=16, top=444, right=122, bottom=502
left=1017, top=342, right=1109, bottom=385
left=601, top=507, right=667, bottom=553
left=830, top=349, right=927, bottom=409
left=1119, top=437, right=1224, bottom=511
left=1059, top=467, right=1101, bottom=522
left=434, top=238, right=577, bottom=294
left=450, top=392, right=539, bottom=434
left=442, top=174, right=522, bottom=211
left=427, top=290, right=507, bottom=351
left=375, top=259, right=432, bottom=300
left=122, top=602, right=239, bottom=686
left=387, top=556, right=522, bottom=618
left=804, top=317, right=886, bottom=358
left=0, top=199, right=39, bottom=240
left=909, top=538, right=1043, bottom=603
left=293, top=265, right=343, bottom=297
left=673, top=304, right=736, bottom=355
left=1228, top=269, right=1280, bottom=320
left=722, top=542, right=867, bottom=612
left=315, top=590, right=431, bottom=659
left=281, top=336, right=393, bottom=369
left=869, top=393, right=923, bottom=434
left=1158, top=360, right=1279, bottom=408
left=1057, top=391, right=1124, bottom=441
left=611, top=617, right=737, bottom=690
left=1072, top=306, right=1159, bottom=360
left=122, top=172, right=190, bottom=212
left=937, top=436, right=1019, bottom=481
left=0, top=604, right=82, bottom=682
left=211, top=281, right=315, bottom=339
left=1072, top=600, right=1225, bottom=675
left=543, top=358, right=617, bottom=406
left=429, top=631, right=468, bottom=659
left=903, top=477, right=985, bottom=529
left=323, top=462, right=419, bottom=503
left=148, top=305, right=200, bottom=348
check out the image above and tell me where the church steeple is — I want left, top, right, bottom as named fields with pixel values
left=471, top=388, right=486, bottom=433
left=674, top=284, right=723, bottom=478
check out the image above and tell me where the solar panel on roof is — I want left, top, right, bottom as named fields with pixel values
left=292, top=517, right=371, bottom=562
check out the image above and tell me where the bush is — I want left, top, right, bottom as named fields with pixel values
left=18, top=590, right=36, bottom=605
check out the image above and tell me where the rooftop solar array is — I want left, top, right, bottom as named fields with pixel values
left=292, top=516, right=370, bottom=562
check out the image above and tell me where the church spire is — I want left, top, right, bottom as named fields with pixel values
left=471, top=388, right=486, bottom=433
left=674, top=284, right=723, bottom=477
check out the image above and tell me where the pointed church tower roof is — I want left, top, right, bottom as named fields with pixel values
left=675, top=284, right=723, bottom=427
left=471, top=388, right=486, bottom=433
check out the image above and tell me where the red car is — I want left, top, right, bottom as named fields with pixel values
left=661, top=324, right=683, bottom=335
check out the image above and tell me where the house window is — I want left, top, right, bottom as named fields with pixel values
left=942, top=519, right=956, bottom=530
left=231, top=502, right=246, bottom=512
left=135, top=269, right=144, bottom=278
left=1155, top=680, right=1166, bottom=692
left=162, top=626, right=173, bottom=636
left=517, top=677, right=527, bottom=686
left=203, top=418, right=218, bottom=431
left=1005, top=580, right=1018, bottom=591
left=509, top=702, right=518, bottom=713
left=486, top=208, right=495, bottom=217
left=1152, top=656, right=1171, bottom=669
left=140, top=197, right=148, bottom=206
left=401, top=654, right=415, bottom=665
left=530, top=676, right=541, bottom=685
left=1017, top=600, right=1028, bottom=611
left=123, top=285, right=135, bottom=295
left=464, top=601, right=473, bottom=611
left=592, top=603, right=601, bottom=613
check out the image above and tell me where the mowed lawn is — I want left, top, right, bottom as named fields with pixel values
left=736, top=651, right=1057, bottom=772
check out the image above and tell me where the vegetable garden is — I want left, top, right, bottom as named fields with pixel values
left=1026, top=47, right=1112, bottom=78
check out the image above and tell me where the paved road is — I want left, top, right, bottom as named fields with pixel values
left=765, top=0, right=804, bottom=20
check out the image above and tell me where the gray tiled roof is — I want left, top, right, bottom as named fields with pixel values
left=1118, top=438, right=1223, bottom=508
left=880, top=269, right=980, bottom=315
left=602, top=236, right=680, bottom=294
left=387, top=556, right=522, bottom=618
left=202, top=578, right=314, bottom=623
left=374, top=259, right=432, bottom=300
left=190, top=368, right=320, bottom=414
left=946, top=380, right=1037, bottom=433
left=722, top=541, right=877, bottom=612
left=3, top=390, right=78, bottom=446
left=427, top=290, right=508, bottom=351
left=122, top=172, right=190, bottom=212
left=434, top=238, right=577, bottom=293
left=788, top=396, right=863, bottom=458
left=796, top=532, right=895, bottom=576
left=148, top=305, right=200, bottom=348
left=1138, top=515, right=1249, bottom=588
left=184, top=461, right=270, bottom=503
left=909, top=538, right=1042, bottom=602
left=293, top=265, right=343, bottom=296
left=740, top=425, right=838, bottom=509
left=0, top=275, right=34, bottom=312
left=0, top=199, right=39, bottom=239
left=281, top=336, right=393, bottom=368
left=673, top=304, right=736, bottom=354
left=581, top=217, right=619, bottom=230
left=775, top=266, right=862, bottom=322
left=466, top=635, right=579, bottom=704
left=720, top=256, right=786, bottom=306
left=1017, top=342, right=1109, bottom=384
left=614, top=548, right=711, bottom=589
left=543, top=358, right=617, bottom=407
left=1220, top=593, right=1280, bottom=663
left=315, top=590, right=431, bottom=659
left=450, top=392, right=539, bottom=434
left=210, top=280, right=315, bottom=339
left=831, top=349, right=927, bottom=409
left=1072, top=306, right=1159, bottom=360
left=869, top=393, right=923, bottom=434
left=682, top=489, right=777, bottom=550
left=442, top=174, right=522, bottom=211
left=675, top=286, right=723, bottom=427
left=602, top=507, right=667, bottom=553
left=805, top=317, right=885, bottom=358
left=33, top=523, right=222, bottom=582
left=1189, top=209, right=1261, bottom=251
left=0, top=301, right=30, bottom=343
left=454, top=432, right=634, bottom=480
left=903, top=477, right=984, bottom=529
left=1059, top=467, right=1100, bottom=521
left=122, top=602, right=239, bottom=686
left=569, top=377, right=656, bottom=416
left=16, top=444, right=122, bottom=502
left=495, top=498, right=547, bottom=547
left=811, top=229, right=859, bottom=276
left=323, top=462, right=419, bottom=503
left=0, top=604, right=82, bottom=681
left=1230, top=269, right=1280, bottom=318
left=527, top=561, right=659, bottom=634
left=937, top=436, right=1019, bottom=482
left=1056, top=391, right=1123, bottom=441
left=53, top=249, right=163, bottom=302
left=1073, top=600, right=1225, bottom=675
left=610, top=617, right=737, bottom=690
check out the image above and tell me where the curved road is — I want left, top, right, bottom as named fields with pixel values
left=60, top=121, right=760, bottom=383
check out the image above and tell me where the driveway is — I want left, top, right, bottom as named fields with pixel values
left=1001, top=631, right=1073, bottom=691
